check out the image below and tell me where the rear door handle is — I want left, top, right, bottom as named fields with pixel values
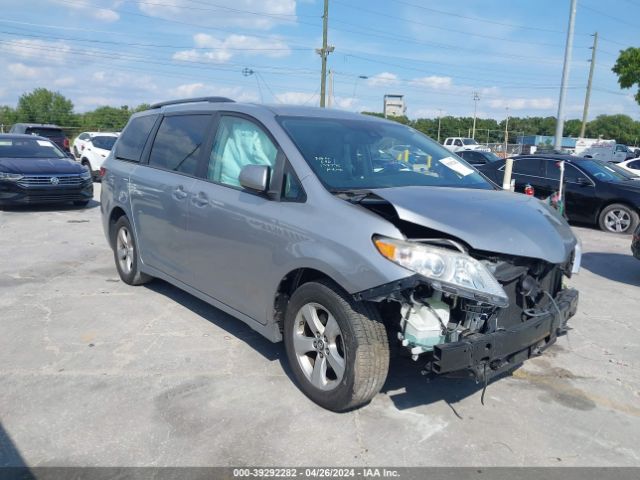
left=192, top=192, right=209, bottom=207
left=172, top=186, right=188, bottom=200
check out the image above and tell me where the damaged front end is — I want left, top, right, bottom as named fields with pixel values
left=355, top=240, right=579, bottom=383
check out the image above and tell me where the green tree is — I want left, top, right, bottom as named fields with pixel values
left=16, top=88, right=75, bottom=126
left=585, top=114, right=640, bottom=145
left=0, top=106, right=17, bottom=130
left=612, top=47, right=640, bottom=104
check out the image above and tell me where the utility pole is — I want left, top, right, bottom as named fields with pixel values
left=580, top=32, right=598, bottom=138
left=327, top=69, right=334, bottom=108
left=472, top=91, right=480, bottom=139
left=316, top=0, right=334, bottom=108
left=554, top=0, right=578, bottom=152
left=437, top=109, right=443, bottom=143
left=504, top=107, right=510, bottom=157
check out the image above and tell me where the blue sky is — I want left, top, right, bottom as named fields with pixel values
left=1, top=0, right=638, bottom=121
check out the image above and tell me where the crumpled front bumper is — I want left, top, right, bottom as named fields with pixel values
left=430, top=288, right=578, bottom=378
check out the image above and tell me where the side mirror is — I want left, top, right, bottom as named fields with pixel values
left=576, top=177, right=591, bottom=186
left=239, top=164, right=270, bottom=193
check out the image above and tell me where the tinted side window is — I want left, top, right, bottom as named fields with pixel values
left=207, top=116, right=278, bottom=188
left=444, top=139, right=452, bottom=145
left=462, top=151, right=484, bottom=164
left=544, top=160, right=581, bottom=182
left=628, top=160, right=640, bottom=170
left=513, top=158, right=543, bottom=176
left=148, top=115, right=209, bottom=175
left=454, top=139, right=463, bottom=146
left=115, top=114, right=157, bottom=162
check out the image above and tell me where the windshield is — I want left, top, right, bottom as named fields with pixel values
left=0, top=138, right=66, bottom=159
left=579, top=159, right=638, bottom=181
left=278, top=117, right=492, bottom=191
left=25, top=127, right=64, bottom=138
left=462, top=138, right=479, bottom=145
left=483, top=151, right=501, bottom=162
left=92, top=136, right=117, bottom=150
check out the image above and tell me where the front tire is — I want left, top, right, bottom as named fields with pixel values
left=598, top=203, right=639, bottom=234
left=111, top=216, right=152, bottom=285
left=284, top=280, right=389, bottom=412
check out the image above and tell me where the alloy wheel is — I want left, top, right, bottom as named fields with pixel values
left=292, top=302, right=346, bottom=391
left=116, top=226, right=134, bottom=275
left=604, top=209, right=631, bottom=233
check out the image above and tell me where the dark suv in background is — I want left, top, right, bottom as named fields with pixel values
left=479, top=154, right=640, bottom=234
left=9, top=123, right=70, bottom=153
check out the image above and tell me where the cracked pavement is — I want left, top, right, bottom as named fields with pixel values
left=0, top=184, right=639, bottom=466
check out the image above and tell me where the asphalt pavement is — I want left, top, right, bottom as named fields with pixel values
left=0, top=184, right=638, bottom=467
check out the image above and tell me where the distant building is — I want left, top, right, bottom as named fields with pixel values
left=383, top=94, right=406, bottom=117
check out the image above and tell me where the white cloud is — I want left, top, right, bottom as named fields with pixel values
left=7, top=63, right=45, bottom=79
left=410, top=75, right=452, bottom=90
left=173, top=33, right=290, bottom=64
left=54, top=76, right=76, bottom=87
left=94, top=8, right=120, bottom=22
left=50, top=0, right=120, bottom=22
left=91, top=71, right=158, bottom=91
left=4, top=39, right=71, bottom=64
left=168, top=83, right=258, bottom=103
left=488, top=97, right=555, bottom=110
left=367, top=72, right=399, bottom=87
left=138, top=0, right=297, bottom=30
left=275, top=91, right=318, bottom=105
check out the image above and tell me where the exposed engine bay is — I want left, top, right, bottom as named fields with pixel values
left=348, top=191, right=580, bottom=381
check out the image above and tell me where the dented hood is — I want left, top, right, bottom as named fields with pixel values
left=371, top=186, right=577, bottom=264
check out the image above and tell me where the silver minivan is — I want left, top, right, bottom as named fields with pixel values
left=101, top=97, right=580, bottom=411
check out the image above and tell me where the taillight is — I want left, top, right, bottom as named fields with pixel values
left=64, top=138, right=70, bottom=149
left=99, top=167, right=106, bottom=178
left=524, top=184, right=535, bottom=196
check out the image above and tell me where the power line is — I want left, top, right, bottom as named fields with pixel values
left=332, top=0, right=584, bottom=49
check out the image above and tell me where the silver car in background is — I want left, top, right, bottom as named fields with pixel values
left=100, top=97, right=579, bottom=411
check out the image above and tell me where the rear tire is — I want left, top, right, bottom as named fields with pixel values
left=598, top=203, right=639, bottom=234
left=111, top=216, right=152, bottom=285
left=283, top=280, right=389, bottom=412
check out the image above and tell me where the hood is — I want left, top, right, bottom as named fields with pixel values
left=371, top=186, right=577, bottom=264
left=0, top=157, right=84, bottom=175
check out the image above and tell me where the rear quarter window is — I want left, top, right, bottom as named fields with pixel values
left=115, top=114, right=158, bottom=162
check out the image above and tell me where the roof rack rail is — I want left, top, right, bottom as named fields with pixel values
left=149, top=96, right=235, bottom=109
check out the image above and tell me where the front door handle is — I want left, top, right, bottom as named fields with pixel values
left=192, top=192, right=209, bottom=207
left=172, top=186, right=188, bottom=200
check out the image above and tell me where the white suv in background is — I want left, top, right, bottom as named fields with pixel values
left=72, top=131, right=101, bottom=159
left=76, top=132, right=119, bottom=179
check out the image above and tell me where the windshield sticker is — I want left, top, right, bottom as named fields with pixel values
left=37, top=140, right=53, bottom=147
left=0, top=141, right=12, bottom=146
left=440, top=156, right=474, bottom=176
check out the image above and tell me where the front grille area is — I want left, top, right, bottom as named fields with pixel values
left=24, top=193, right=84, bottom=203
left=17, top=174, right=85, bottom=188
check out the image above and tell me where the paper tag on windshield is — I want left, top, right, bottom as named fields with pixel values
left=37, top=140, right=53, bottom=147
left=441, top=156, right=474, bottom=176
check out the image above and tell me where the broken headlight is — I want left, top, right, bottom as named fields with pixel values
left=373, top=235, right=509, bottom=307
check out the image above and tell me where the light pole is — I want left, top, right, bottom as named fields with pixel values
left=554, top=0, right=578, bottom=151
left=472, top=91, right=479, bottom=139
left=437, top=109, right=443, bottom=143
